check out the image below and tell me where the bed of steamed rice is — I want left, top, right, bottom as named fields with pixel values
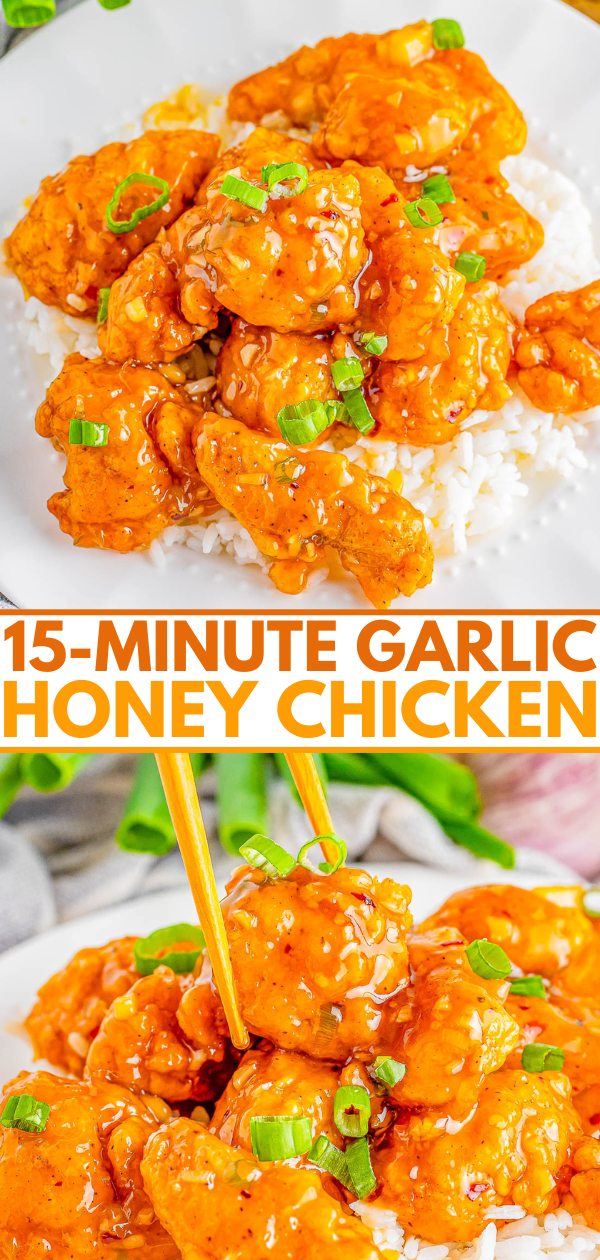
left=352, top=1205, right=600, bottom=1260
left=9, top=99, right=600, bottom=581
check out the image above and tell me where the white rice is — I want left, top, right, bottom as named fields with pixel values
left=8, top=94, right=600, bottom=578
left=352, top=1203, right=600, bottom=1260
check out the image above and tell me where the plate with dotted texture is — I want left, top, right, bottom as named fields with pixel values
left=0, top=0, right=599, bottom=610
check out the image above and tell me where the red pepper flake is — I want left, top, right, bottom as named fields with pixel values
left=322, top=209, right=339, bottom=220
left=381, top=193, right=399, bottom=207
left=590, top=1112, right=600, bottom=1125
left=240, top=1189, right=252, bottom=1199
left=283, top=944, right=292, bottom=955
left=466, top=1183, right=490, bottom=1201
left=353, top=892, right=375, bottom=906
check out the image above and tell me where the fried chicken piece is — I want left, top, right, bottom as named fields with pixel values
left=565, top=1137, right=600, bottom=1229
left=215, top=319, right=338, bottom=438
left=427, top=170, right=544, bottom=282
left=390, top=929, right=519, bottom=1111
left=25, top=936, right=138, bottom=1076
left=228, top=25, right=526, bottom=172
left=194, top=414, right=433, bottom=606
left=35, top=353, right=215, bottom=551
left=0, top=1070, right=177, bottom=1259
left=506, top=991, right=600, bottom=1093
left=100, top=128, right=363, bottom=360
left=5, top=129, right=219, bottom=318
left=220, top=863, right=411, bottom=1060
left=141, top=1121, right=386, bottom=1260
left=374, top=1069, right=583, bottom=1243
left=420, top=884, right=596, bottom=979
left=366, top=282, right=514, bottom=444
left=573, top=1084, right=600, bottom=1138
left=516, top=278, right=600, bottom=412
left=85, top=957, right=238, bottom=1103
left=211, top=1046, right=343, bottom=1150
left=346, top=163, right=465, bottom=362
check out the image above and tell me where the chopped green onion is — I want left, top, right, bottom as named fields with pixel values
left=454, top=251, right=486, bottom=281
left=97, top=0, right=131, bottom=8
left=297, top=833, right=346, bottom=875
left=343, top=388, right=375, bottom=435
left=0, top=754, right=23, bottom=817
left=346, top=1136, right=377, bottom=1199
left=277, top=399, right=331, bottom=444
left=273, top=457, right=305, bottom=485
left=324, top=399, right=349, bottom=424
left=331, top=357, right=364, bottom=392
left=116, top=753, right=176, bottom=855
left=0, top=1094, right=50, bottom=1133
left=509, top=975, right=547, bottom=1000
left=440, top=819, right=515, bottom=869
left=97, top=288, right=110, bottom=324
left=403, top=198, right=443, bottom=229
left=239, top=834, right=296, bottom=879
left=369, top=1057, right=406, bottom=1088
left=359, top=333, right=388, bottom=356
left=20, top=753, right=92, bottom=793
left=334, top=1086, right=370, bottom=1138
left=68, top=419, right=109, bottom=448
left=263, top=162, right=308, bottom=198
left=215, top=754, right=268, bottom=856
left=319, top=862, right=334, bottom=873
left=106, top=172, right=170, bottom=235
left=583, top=889, right=600, bottom=919
left=521, top=1043, right=565, bottom=1073
left=466, top=938, right=512, bottom=980
left=249, top=1115, right=312, bottom=1161
left=422, top=173, right=455, bottom=204
left=220, top=173, right=267, bottom=213
left=308, top=1134, right=354, bottom=1190
left=2, top=0, right=55, bottom=26
left=431, top=17, right=465, bottom=49
left=134, top=923, right=205, bottom=976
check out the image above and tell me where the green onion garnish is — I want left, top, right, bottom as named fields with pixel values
left=324, top=399, right=349, bottom=424
left=277, top=400, right=332, bottom=445
left=249, top=1115, right=312, bottom=1161
left=359, top=333, right=388, bottom=356
left=331, top=357, right=365, bottom=392
left=521, top=1043, right=565, bottom=1073
left=454, top=251, right=486, bottom=281
left=509, top=975, right=547, bottom=1000
left=262, top=162, right=308, bottom=198
left=346, top=1136, right=377, bottom=1199
left=2, top=0, right=55, bottom=26
left=466, top=938, right=511, bottom=980
left=583, top=889, right=600, bottom=918
left=297, top=833, right=346, bottom=875
left=369, top=1056, right=406, bottom=1088
left=422, top=173, right=455, bottom=204
left=343, top=388, right=375, bottom=435
left=220, top=173, right=268, bottom=213
left=105, top=172, right=170, bottom=235
left=431, top=17, right=465, bottom=49
left=97, top=288, right=110, bottom=324
left=239, top=833, right=296, bottom=879
left=0, top=1094, right=50, bottom=1133
left=308, top=1134, right=354, bottom=1190
left=68, top=419, right=109, bottom=448
left=133, top=923, right=205, bottom=976
left=403, top=198, right=443, bottom=230
left=97, top=0, right=131, bottom=8
left=334, top=1086, right=370, bottom=1138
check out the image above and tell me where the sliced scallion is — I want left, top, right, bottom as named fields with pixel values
left=106, top=172, right=170, bottom=235
left=97, top=287, right=110, bottom=324
left=134, top=923, right=205, bottom=976
left=220, top=173, right=267, bottom=213
left=0, top=1094, right=50, bottom=1133
left=431, top=18, right=465, bottom=49
left=359, top=332, right=388, bottom=356
left=403, top=198, right=443, bottom=229
left=239, top=833, right=296, bottom=879
left=68, top=419, right=109, bottom=448
left=277, top=399, right=331, bottom=444
left=521, top=1043, right=565, bottom=1072
left=422, top=173, right=455, bottom=204
left=263, top=161, right=308, bottom=198
left=369, top=1056, right=406, bottom=1088
left=2, top=0, right=55, bottom=26
left=308, top=1133, right=354, bottom=1190
left=509, top=975, right=547, bottom=1000
left=343, top=388, right=375, bottom=435
left=454, top=251, right=486, bottom=281
left=334, top=1085, right=370, bottom=1138
left=466, top=938, right=512, bottom=980
left=249, top=1115, right=312, bottom=1161
left=346, top=1136, right=377, bottom=1199
left=297, top=833, right=346, bottom=875
left=331, top=357, right=364, bottom=392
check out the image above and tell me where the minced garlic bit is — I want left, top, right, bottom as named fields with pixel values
left=125, top=297, right=148, bottom=322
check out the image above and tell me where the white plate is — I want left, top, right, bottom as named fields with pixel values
left=1, top=0, right=600, bottom=610
left=0, top=863, right=573, bottom=1080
